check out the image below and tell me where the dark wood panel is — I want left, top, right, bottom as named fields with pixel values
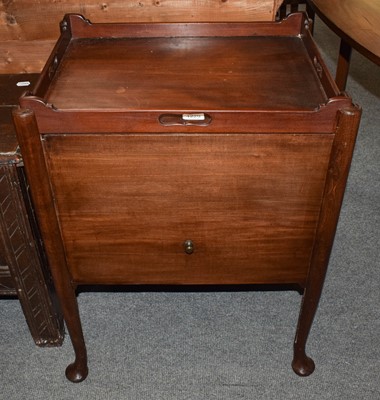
left=44, top=133, right=333, bottom=285
left=0, top=163, right=64, bottom=345
left=46, top=35, right=327, bottom=111
left=0, top=265, right=17, bottom=294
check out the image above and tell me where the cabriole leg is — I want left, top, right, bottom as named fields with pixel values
left=12, top=108, right=88, bottom=382
left=292, top=287, right=319, bottom=376
left=63, top=287, right=88, bottom=382
left=292, top=106, right=361, bottom=376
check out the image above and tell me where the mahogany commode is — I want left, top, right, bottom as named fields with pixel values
left=13, top=13, right=361, bottom=382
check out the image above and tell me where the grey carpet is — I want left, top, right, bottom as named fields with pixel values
left=1, top=17, right=379, bottom=399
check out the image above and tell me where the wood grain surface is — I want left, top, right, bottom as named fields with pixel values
left=43, top=133, right=333, bottom=286
left=46, top=36, right=326, bottom=111
left=309, top=0, right=380, bottom=64
left=0, top=0, right=283, bottom=73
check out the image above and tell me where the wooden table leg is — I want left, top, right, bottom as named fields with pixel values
left=335, top=39, right=352, bottom=91
left=305, top=3, right=315, bottom=34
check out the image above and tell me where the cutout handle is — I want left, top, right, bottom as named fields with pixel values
left=159, top=113, right=212, bottom=126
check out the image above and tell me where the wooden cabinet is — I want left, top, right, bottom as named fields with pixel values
left=13, top=13, right=361, bottom=382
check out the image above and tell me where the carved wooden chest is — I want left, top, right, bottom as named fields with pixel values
left=0, top=74, right=63, bottom=346
left=13, top=13, right=361, bottom=381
